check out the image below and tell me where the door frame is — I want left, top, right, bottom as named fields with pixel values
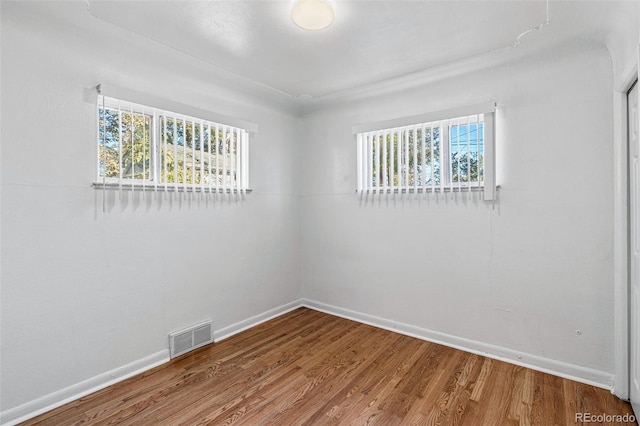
left=614, top=60, right=639, bottom=400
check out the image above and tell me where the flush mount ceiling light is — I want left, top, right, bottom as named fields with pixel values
left=291, top=0, right=335, bottom=31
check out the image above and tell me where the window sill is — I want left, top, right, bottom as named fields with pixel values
left=93, top=182, right=253, bottom=194
left=356, top=185, right=500, bottom=194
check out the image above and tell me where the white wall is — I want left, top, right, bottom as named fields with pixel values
left=0, top=0, right=633, bottom=421
left=0, top=2, right=301, bottom=414
left=300, top=45, right=616, bottom=380
left=606, top=0, right=639, bottom=88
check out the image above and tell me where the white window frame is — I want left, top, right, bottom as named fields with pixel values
left=353, top=102, right=496, bottom=200
left=95, top=84, right=255, bottom=195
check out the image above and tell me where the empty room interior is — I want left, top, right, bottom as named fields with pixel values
left=3, top=0, right=640, bottom=424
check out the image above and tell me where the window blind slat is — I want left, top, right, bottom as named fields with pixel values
left=375, top=133, right=380, bottom=194
left=243, top=130, right=249, bottom=194
left=199, top=121, right=205, bottom=195
left=240, top=130, right=245, bottom=196
left=413, top=127, right=418, bottom=193
left=238, top=129, right=242, bottom=194
left=118, top=103, right=123, bottom=192
left=232, top=127, right=236, bottom=195
left=478, top=118, right=482, bottom=191
left=403, top=129, right=407, bottom=191
left=389, top=130, right=396, bottom=194
left=441, top=122, right=448, bottom=193
left=215, top=124, right=220, bottom=195
left=130, top=104, right=135, bottom=191
left=421, top=124, right=427, bottom=191
left=142, top=106, right=146, bottom=197
left=172, top=115, right=178, bottom=187
left=368, top=134, right=373, bottom=194
left=207, top=123, right=212, bottom=195
left=152, top=111, right=158, bottom=195
left=455, top=122, right=460, bottom=192
left=430, top=125, right=435, bottom=191
left=233, top=128, right=238, bottom=195
left=191, top=119, right=195, bottom=192
left=467, top=117, right=471, bottom=193
left=100, top=96, right=106, bottom=212
left=182, top=118, right=187, bottom=193
left=483, top=112, right=496, bottom=201
left=395, top=131, right=399, bottom=192
left=221, top=126, right=227, bottom=194
left=382, top=131, right=388, bottom=191
left=356, top=134, right=363, bottom=194
left=234, top=128, right=240, bottom=195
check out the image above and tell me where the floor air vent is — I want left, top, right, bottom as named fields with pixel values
left=169, top=320, right=214, bottom=359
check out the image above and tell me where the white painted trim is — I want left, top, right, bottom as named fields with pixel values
left=301, top=299, right=614, bottom=390
left=97, top=83, right=258, bottom=133
left=0, top=350, right=170, bottom=426
left=351, top=101, right=496, bottom=134
left=613, top=66, right=637, bottom=400
left=213, top=300, right=303, bottom=342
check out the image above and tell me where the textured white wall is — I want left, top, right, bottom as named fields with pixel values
left=300, top=45, right=615, bottom=376
left=0, top=3, right=301, bottom=412
left=0, top=0, right=633, bottom=419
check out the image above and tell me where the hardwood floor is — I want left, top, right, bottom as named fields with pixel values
left=23, top=308, right=635, bottom=425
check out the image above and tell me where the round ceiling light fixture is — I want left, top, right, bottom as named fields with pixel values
left=291, top=0, right=335, bottom=31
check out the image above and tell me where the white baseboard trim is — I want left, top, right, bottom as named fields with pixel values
left=0, top=349, right=170, bottom=426
left=214, top=299, right=303, bottom=342
left=301, top=298, right=614, bottom=390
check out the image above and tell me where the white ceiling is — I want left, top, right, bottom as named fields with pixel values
left=10, top=1, right=638, bottom=102
left=83, top=0, right=633, bottom=100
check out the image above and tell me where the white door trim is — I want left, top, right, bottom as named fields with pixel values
left=613, top=62, right=638, bottom=401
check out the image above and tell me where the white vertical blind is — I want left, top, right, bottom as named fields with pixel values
left=199, top=121, right=205, bottom=195
left=356, top=134, right=363, bottom=195
left=190, top=118, right=196, bottom=191
left=244, top=130, right=249, bottom=194
left=382, top=131, right=388, bottom=191
left=403, top=129, right=409, bottom=190
left=118, top=101, right=123, bottom=192
left=389, top=130, right=395, bottom=194
left=412, top=126, right=418, bottom=193
left=355, top=106, right=496, bottom=200
left=483, top=112, right=496, bottom=200
left=375, top=132, right=381, bottom=194
left=452, top=119, right=459, bottom=191
left=466, top=116, right=471, bottom=193
left=215, top=123, right=220, bottom=195
left=142, top=105, right=146, bottom=197
left=207, top=123, right=212, bottom=194
left=229, top=127, right=235, bottom=198
left=429, top=124, right=435, bottom=191
left=152, top=111, right=158, bottom=195
left=96, top=93, right=250, bottom=195
left=421, top=124, right=427, bottom=191
left=396, top=129, right=402, bottom=192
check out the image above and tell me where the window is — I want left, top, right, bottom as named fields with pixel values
left=354, top=103, right=496, bottom=200
left=97, top=93, right=250, bottom=195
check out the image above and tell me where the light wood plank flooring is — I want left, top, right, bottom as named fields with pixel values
left=22, top=308, right=636, bottom=425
